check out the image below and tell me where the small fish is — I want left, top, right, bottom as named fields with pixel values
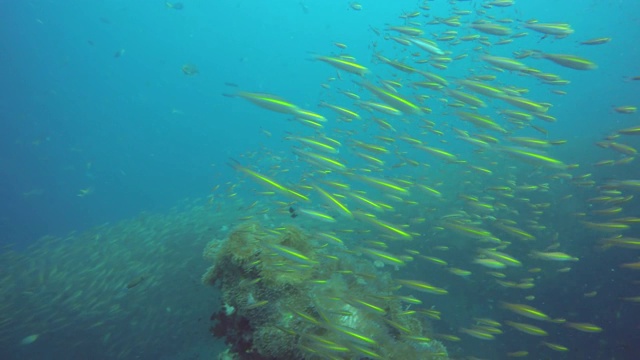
left=470, top=22, right=512, bottom=36
left=20, top=334, right=39, bottom=345
left=524, top=22, right=574, bottom=37
left=126, top=275, right=146, bottom=289
left=580, top=37, right=611, bottom=45
left=245, top=300, right=269, bottom=310
left=618, top=126, right=640, bottom=135
left=565, top=322, right=603, bottom=333
left=77, top=187, right=94, bottom=197
left=314, top=55, right=369, bottom=76
left=232, top=91, right=300, bottom=114
left=536, top=52, right=597, bottom=70
left=267, top=243, right=316, bottom=265
left=542, top=341, right=569, bottom=351
left=505, top=321, right=548, bottom=336
left=460, top=327, right=495, bottom=340
left=359, top=247, right=406, bottom=266
left=296, top=208, right=336, bottom=223
left=501, top=302, right=551, bottom=321
left=387, top=26, right=424, bottom=37
left=487, top=0, right=515, bottom=6
left=530, top=251, right=579, bottom=262
left=481, top=55, right=528, bottom=71
left=396, top=279, right=448, bottom=295
left=614, top=106, right=637, bottom=114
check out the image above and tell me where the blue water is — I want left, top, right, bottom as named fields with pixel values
left=3, top=0, right=640, bottom=359
left=1, top=0, right=637, bottom=244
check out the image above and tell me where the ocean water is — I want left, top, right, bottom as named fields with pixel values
left=1, top=0, right=640, bottom=359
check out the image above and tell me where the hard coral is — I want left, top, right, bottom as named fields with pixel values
left=222, top=223, right=263, bottom=265
left=204, top=222, right=449, bottom=360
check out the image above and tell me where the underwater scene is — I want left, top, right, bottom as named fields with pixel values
left=2, top=0, right=640, bottom=359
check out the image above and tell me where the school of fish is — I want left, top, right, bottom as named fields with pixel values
left=1, top=0, right=639, bottom=359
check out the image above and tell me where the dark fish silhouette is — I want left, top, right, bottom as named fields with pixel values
left=126, top=275, right=146, bottom=289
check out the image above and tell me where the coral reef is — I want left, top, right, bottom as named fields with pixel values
left=203, top=222, right=449, bottom=359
